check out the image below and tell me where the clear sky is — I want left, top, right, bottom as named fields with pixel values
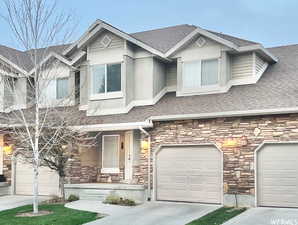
left=1, top=0, right=298, bottom=49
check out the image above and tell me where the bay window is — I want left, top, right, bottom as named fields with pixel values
left=101, top=135, right=120, bottom=173
left=182, top=59, right=219, bottom=92
left=91, top=63, right=122, bottom=99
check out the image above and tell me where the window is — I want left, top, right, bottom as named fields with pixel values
left=102, top=135, right=120, bottom=173
left=201, top=59, right=218, bottom=86
left=57, top=78, right=69, bottom=99
left=91, top=63, right=121, bottom=98
left=43, top=78, right=69, bottom=100
left=182, top=59, right=219, bottom=91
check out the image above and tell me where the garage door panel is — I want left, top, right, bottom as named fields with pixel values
left=258, top=144, right=298, bottom=208
left=156, top=145, right=222, bottom=204
left=15, top=159, right=59, bottom=196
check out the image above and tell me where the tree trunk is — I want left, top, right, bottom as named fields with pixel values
left=60, top=176, right=65, bottom=201
left=33, top=163, right=39, bottom=213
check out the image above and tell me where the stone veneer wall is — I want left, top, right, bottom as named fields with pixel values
left=135, top=114, right=298, bottom=206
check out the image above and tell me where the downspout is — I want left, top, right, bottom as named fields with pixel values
left=139, top=126, right=151, bottom=201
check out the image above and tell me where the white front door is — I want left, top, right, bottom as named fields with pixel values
left=0, top=147, right=3, bottom=175
left=124, top=131, right=133, bottom=181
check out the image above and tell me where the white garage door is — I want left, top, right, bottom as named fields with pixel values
left=15, top=158, right=60, bottom=196
left=156, top=145, right=222, bottom=204
left=257, top=143, right=298, bottom=208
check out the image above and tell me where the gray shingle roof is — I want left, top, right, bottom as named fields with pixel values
left=131, top=24, right=197, bottom=53
left=0, top=24, right=261, bottom=72
left=72, top=44, right=298, bottom=125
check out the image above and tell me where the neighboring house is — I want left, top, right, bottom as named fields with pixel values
left=0, top=19, right=298, bottom=208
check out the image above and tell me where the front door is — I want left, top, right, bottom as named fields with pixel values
left=124, top=131, right=133, bottom=181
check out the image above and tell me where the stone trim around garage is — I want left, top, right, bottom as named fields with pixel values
left=136, top=113, right=298, bottom=207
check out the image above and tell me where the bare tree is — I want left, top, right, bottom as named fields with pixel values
left=0, top=0, right=77, bottom=213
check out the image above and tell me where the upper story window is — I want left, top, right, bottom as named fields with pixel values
left=91, top=63, right=122, bottom=99
left=57, top=78, right=69, bottom=99
left=44, top=77, right=69, bottom=100
left=182, top=59, right=219, bottom=92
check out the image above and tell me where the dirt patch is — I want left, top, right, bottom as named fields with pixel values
left=16, top=210, right=53, bottom=217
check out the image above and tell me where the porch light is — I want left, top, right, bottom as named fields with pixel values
left=222, top=138, right=238, bottom=148
left=3, top=144, right=13, bottom=155
left=141, top=140, right=149, bottom=150
left=61, top=144, right=68, bottom=150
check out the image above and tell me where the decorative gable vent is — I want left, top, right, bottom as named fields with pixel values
left=196, top=36, right=206, bottom=47
left=100, top=35, right=112, bottom=48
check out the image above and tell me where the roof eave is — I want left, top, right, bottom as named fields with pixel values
left=238, top=44, right=278, bottom=63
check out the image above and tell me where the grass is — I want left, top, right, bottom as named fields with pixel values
left=186, top=207, right=246, bottom=225
left=0, top=204, right=99, bottom=225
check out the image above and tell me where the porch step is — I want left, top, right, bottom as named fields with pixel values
left=79, top=189, right=111, bottom=201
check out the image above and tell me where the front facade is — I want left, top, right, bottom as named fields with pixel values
left=0, top=19, right=298, bottom=207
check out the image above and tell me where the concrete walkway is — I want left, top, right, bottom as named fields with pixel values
left=0, top=195, right=50, bottom=211
left=65, top=200, right=135, bottom=216
left=73, top=201, right=219, bottom=225
left=223, top=207, right=298, bottom=225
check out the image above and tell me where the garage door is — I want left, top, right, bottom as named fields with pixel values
left=156, top=145, right=222, bottom=204
left=15, top=157, right=60, bottom=196
left=257, top=143, right=298, bottom=208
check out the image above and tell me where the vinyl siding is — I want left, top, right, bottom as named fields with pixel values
left=255, top=54, right=267, bottom=75
left=153, top=58, right=166, bottom=96
left=166, top=63, right=177, bottom=89
left=231, top=53, right=253, bottom=79
left=88, top=31, right=124, bottom=52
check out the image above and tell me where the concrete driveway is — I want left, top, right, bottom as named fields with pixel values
left=84, top=201, right=220, bottom=225
left=0, top=195, right=50, bottom=211
left=223, top=207, right=298, bottom=225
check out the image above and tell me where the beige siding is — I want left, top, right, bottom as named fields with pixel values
left=153, top=58, right=166, bottom=96
left=89, top=31, right=124, bottom=52
left=255, top=54, right=266, bottom=75
left=166, top=63, right=177, bottom=88
left=125, top=56, right=135, bottom=105
left=134, top=57, right=153, bottom=100
left=231, top=53, right=253, bottom=79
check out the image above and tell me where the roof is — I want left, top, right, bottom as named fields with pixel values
left=0, top=24, right=261, bottom=72
left=70, top=44, right=298, bottom=125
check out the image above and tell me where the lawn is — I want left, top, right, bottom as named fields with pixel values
left=0, top=204, right=99, bottom=225
left=186, top=207, right=246, bottom=225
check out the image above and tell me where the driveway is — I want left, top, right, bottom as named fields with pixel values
left=83, top=201, right=219, bottom=225
left=0, top=195, right=50, bottom=211
left=223, top=207, right=298, bottom=225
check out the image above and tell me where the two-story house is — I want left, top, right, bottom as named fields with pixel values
left=1, top=19, right=298, bottom=208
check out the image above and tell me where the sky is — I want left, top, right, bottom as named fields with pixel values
left=0, top=0, right=298, bottom=50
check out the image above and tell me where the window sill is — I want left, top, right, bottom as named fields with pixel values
left=90, top=92, right=123, bottom=101
left=179, top=85, right=221, bottom=95
left=101, top=168, right=120, bottom=174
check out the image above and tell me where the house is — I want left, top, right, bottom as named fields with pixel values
left=0, top=19, right=298, bottom=208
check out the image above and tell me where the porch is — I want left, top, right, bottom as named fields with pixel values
left=66, top=129, right=147, bottom=203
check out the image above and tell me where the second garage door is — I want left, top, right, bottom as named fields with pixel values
left=15, top=157, right=60, bottom=196
left=257, top=143, right=298, bottom=208
left=156, top=145, right=222, bottom=204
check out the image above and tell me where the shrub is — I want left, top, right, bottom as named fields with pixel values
left=67, top=194, right=79, bottom=202
left=104, top=194, right=136, bottom=206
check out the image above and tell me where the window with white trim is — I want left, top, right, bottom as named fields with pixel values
left=57, top=78, right=69, bottom=99
left=91, top=63, right=122, bottom=98
left=182, top=59, right=219, bottom=91
left=43, top=78, right=69, bottom=100
left=101, top=135, right=120, bottom=173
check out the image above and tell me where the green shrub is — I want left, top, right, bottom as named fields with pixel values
left=67, top=194, right=79, bottom=202
left=104, top=194, right=136, bottom=206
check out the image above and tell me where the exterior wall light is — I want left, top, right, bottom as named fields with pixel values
left=141, top=140, right=149, bottom=150
left=222, top=137, right=247, bottom=148
left=3, top=144, right=13, bottom=155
